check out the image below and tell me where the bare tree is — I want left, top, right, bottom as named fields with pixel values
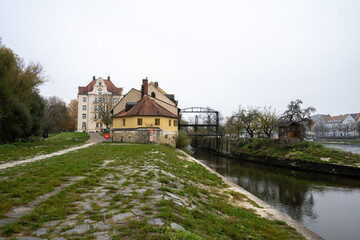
left=225, top=106, right=245, bottom=137
left=314, top=121, right=328, bottom=137
left=94, top=94, right=116, bottom=130
left=259, top=106, right=279, bottom=138
left=282, top=99, right=316, bottom=139
left=42, top=96, right=70, bottom=138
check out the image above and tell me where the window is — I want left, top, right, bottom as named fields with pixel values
left=82, top=114, right=86, bottom=119
left=94, top=113, right=97, bottom=119
left=83, top=97, right=87, bottom=102
left=113, top=98, right=118, bottom=103
left=98, top=90, right=102, bottom=95
left=95, top=97, right=98, bottom=102
left=137, top=118, right=143, bottom=125
left=122, top=119, right=126, bottom=126
left=151, top=92, right=156, bottom=98
left=174, top=120, right=178, bottom=127
left=169, top=120, right=171, bottom=126
left=99, top=82, right=102, bottom=86
left=82, top=105, right=86, bottom=111
left=82, top=122, right=86, bottom=128
left=155, top=119, right=160, bottom=125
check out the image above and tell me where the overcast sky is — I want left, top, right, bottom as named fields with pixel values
left=1, top=0, right=359, bottom=118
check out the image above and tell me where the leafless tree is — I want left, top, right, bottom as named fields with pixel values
left=94, top=94, right=116, bottom=130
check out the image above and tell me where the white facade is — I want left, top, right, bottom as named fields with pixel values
left=77, top=77, right=123, bottom=132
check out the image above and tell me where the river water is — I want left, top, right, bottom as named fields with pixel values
left=192, top=148, right=360, bottom=240
left=322, top=143, right=360, bottom=154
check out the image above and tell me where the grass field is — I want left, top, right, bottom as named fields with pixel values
left=0, top=132, right=89, bottom=164
left=232, top=138, right=360, bottom=166
left=0, top=143, right=304, bottom=239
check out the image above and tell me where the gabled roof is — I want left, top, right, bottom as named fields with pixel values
left=114, top=96, right=178, bottom=118
left=325, top=115, right=348, bottom=124
left=78, top=79, right=122, bottom=95
left=350, top=113, right=360, bottom=121
left=149, top=81, right=167, bottom=95
left=277, top=121, right=300, bottom=127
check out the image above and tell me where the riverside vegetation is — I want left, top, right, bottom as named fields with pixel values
left=232, top=138, right=360, bottom=167
left=0, top=132, right=89, bottom=164
left=0, top=143, right=304, bottom=239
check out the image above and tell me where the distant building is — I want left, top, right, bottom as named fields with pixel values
left=112, top=79, right=179, bottom=146
left=310, top=113, right=359, bottom=137
left=77, top=76, right=123, bottom=132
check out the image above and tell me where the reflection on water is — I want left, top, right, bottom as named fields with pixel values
left=192, top=148, right=360, bottom=240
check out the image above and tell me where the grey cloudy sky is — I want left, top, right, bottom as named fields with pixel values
left=1, top=0, right=359, bottom=118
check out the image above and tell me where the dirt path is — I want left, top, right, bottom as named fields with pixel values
left=0, top=132, right=104, bottom=170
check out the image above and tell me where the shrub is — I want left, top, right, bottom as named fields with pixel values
left=176, top=130, right=191, bottom=150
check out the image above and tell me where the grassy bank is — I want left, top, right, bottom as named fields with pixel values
left=0, top=143, right=304, bottom=239
left=232, top=139, right=360, bottom=167
left=0, top=132, right=89, bottom=163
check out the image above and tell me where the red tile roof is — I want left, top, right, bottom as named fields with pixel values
left=78, top=79, right=122, bottom=95
left=114, top=96, right=178, bottom=118
left=324, top=115, right=348, bottom=124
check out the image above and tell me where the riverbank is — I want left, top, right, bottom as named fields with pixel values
left=0, top=143, right=308, bottom=239
left=193, top=137, right=360, bottom=178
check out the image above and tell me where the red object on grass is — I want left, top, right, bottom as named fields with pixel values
left=104, top=133, right=110, bottom=139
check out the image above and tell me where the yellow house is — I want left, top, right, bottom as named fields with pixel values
left=112, top=79, right=179, bottom=146
left=113, top=96, right=178, bottom=131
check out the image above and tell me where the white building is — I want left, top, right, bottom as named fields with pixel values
left=77, top=76, right=123, bottom=132
left=311, top=113, right=359, bottom=137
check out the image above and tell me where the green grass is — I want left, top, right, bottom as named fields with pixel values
left=233, top=138, right=360, bottom=166
left=0, top=132, right=89, bottom=163
left=0, top=144, right=304, bottom=239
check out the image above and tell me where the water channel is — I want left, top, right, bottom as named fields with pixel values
left=192, top=147, right=360, bottom=240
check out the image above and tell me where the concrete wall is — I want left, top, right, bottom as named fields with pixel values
left=113, top=128, right=177, bottom=147
left=192, top=136, right=360, bottom=178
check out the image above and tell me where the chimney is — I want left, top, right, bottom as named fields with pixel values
left=142, top=78, right=148, bottom=96
left=155, top=82, right=159, bottom=88
left=93, top=76, right=96, bottom=81
left=108, top=76, right=110, bottom=81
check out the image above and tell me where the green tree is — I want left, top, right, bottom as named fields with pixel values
left=0, top=43, right=45, bottom=142
left=242, top=106, right=260, bottom=138
left=282, top=99, right=316, bottom=139
left=259, top=106, right=279, bottom=138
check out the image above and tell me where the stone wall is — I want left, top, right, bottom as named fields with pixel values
left=192, top=136, right=360, bottom=179
left=113, top=128, right=177, bottom=147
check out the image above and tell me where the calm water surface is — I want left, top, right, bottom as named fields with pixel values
left=192, top=148, right=360, bottom=240
left=323, top=143, right=360, bottom=154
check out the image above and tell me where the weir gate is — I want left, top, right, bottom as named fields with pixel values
left=178, top=107, right=222, bottom=148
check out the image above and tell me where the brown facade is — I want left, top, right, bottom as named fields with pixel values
left=278, top=121, right=301, bottom=139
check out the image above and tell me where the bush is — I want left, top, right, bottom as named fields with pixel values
left=176, top=130, right=191, bottom=150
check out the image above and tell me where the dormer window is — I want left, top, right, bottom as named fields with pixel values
left=98, top=89, right=102, bottom=95
left=99, top=82, right=102, bottom=86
